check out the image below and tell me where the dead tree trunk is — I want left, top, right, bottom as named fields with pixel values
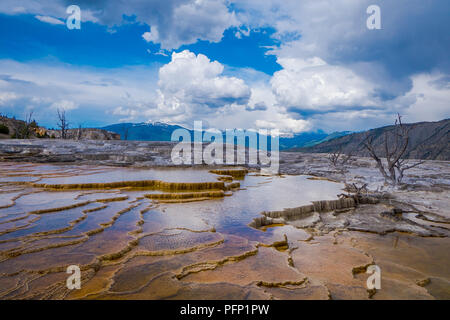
left=13, top=111, right=34, bottom=139
left=76, top=124, right=83, bottom=140
left=328, top=146, right=353, bottom=173
left=57, top=109, right=69, bottom=139
left=363, top=114, right=424, bottom=185
left=121, top=124, right=129, bottom=141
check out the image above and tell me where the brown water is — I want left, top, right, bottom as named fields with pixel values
left=0, top=162, right=448, bottom=300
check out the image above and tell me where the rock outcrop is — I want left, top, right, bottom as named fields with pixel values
left=0, top=116, right=120, bottom=141
left=46, top=128, right=120, bottom=140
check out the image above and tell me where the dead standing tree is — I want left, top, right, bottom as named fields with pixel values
left=24, top=111, right=34, bottom=137
left=122, top=124, right=129, bottom=141
left=363, top=114, right=424, bottom=185
left=12, top=111, right=35, bottom=138
left=57, top=109, right=69, bottom=139
left=328, top=146, right=353, bottom=173
left=76, top=124, right=83, bottom=140
left=339, top=183, right=368, bottom=205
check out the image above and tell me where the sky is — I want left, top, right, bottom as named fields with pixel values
left=0, top=0, right=449, bottom=134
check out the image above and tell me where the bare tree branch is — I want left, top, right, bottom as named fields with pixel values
left=57, top=109, right=69, bottom=139
left=76, top=124, right=83, bottom=140
left=122, top=124, right=129, bottom=141
left=328, top=145, right=353, bottom=173
left=363, top=113, right=424, bottom=185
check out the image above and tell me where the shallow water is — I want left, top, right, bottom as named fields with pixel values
left=0, top=162, right=448, bottom=300
left=37, top=166, right=223, bottom=184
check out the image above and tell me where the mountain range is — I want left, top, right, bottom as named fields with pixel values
left=290, top=119, right=449, bottom=160
left=100, top=122, right=350, bottom=151
left=2, top=116, right=447, bottom=160
left=102, top=119, right=449, bottom=160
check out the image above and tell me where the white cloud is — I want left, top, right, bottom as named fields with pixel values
left=112, top=106, right=142, bottom=122
left=142, top=0, right=238, bottom=49
left=0, top=1, right=99, bottom=23
left=35, top=15, right=64, bottom=25
left=255, top=117, right=310, bottom=134
left=155, top=50, right=250, bottom=121
left=0, top=0, right=238, bottom=50
left=308, top=109, right=393, bottom=133
left=0, top=59, right=159, bottom=127
left=271, top=57, right=378, bottom=112
left=142, top=27, right=159, bottom=43
left=50, top=100, right=78, bottom=111
left=399, top=73, right=450, bottom=123
left=96, top=51, right=313, bottom=134
left=304, top=73, right=450, bottom=132
left=0, top=92, right=19, bottom=105
left=194, top=78, right=312, bottom=134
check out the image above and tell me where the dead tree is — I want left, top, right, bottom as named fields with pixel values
left=24, top=111, right=36, bottom=138
left=339, top=183, right=368, bottom=205
left=363, top=114, right=424, bottom=185
left=13, top=111, right=35, bottom=138
left=123, top=126, right=129, bottom=141
left=76, top=124, right=83, bottom=140
left=57, top=109, right=69, bottom=139
left=328, top=146, right=353, bottom=173
left=120, top=124, right=129, bottom=141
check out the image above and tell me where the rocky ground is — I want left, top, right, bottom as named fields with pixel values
left=0, top=140, right=448, bottom=299
left=1, top=139, right=449, bottom=229
left=0, top=140, right=175, bottom=165
left=1, top=139, right=448, bottom=225
left=0, top=139, right=448, bottom=184
left=0, top=116, right=120, bottom=140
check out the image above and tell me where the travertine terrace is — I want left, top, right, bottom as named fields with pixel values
left=0, top=140, right=448, bottom=299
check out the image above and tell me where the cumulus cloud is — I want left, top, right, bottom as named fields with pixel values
left=236, top=0, right=450, bottom=92
left=141, top=0, right=238, bottom=49
left=271, top=57, right=378, bottom=112
left=1, top=0, right=448, bottom=132
left=304, top=72, right=450, bottom=132
left=0, top=55, right=312, bottom=134
left=0, top=59, right=159, bottom=127
left=400, top=73, right=450, bottom=123
left=94, top=51, right=312, bottom=134
left=154, top=50, right=250, bottom=121
left=207, top=79, right=312, bottom=134
left=0, top=0, right=238, bottom=49
left=235, top=1, right=449, bottom=64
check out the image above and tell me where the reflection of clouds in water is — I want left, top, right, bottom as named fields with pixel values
left=0, top=163, right=344, bottom=298
left=165, top=174, right=343, bottom=240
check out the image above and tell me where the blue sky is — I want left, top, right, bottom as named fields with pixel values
left=0, top=0, right=449, bottom=134
left=0, top=13, right=280, bottom=73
